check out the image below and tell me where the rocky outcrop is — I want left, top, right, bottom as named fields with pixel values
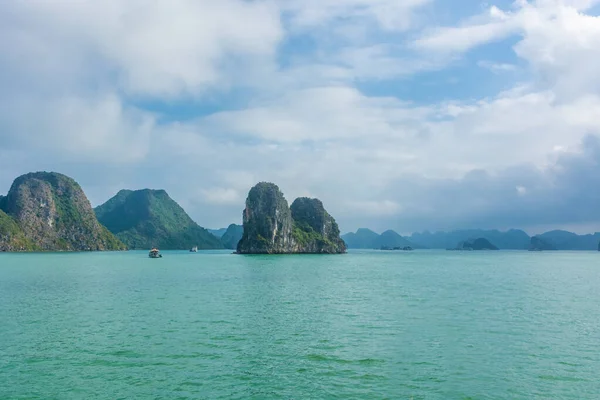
left=529, top=236, right=557, bottom=251
left=451, top=238, right=499, bottom=251
left=290, top=197, right=346, bottom=253
left=2, top=172, right=125, bottom=251
left=237, top=183, right=295, bottom=254
left=236, top=182, right=346, bottom=254
left=95, top=189, right=223, bottom=250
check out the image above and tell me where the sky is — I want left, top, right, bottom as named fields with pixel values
left=1, top=0, right=600, bottom=235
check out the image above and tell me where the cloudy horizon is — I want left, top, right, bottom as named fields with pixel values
left=1, top=0, right=600, bottom=236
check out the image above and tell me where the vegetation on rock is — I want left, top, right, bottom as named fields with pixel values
left=451, top=238, right=499, bottom=251
left=237, top=182, right=346, bottom=254
left=1, top=172, right=125, bottom=251
left=220, top=224, right=243, bottom=250
left=95, top=189, right=222, bottom=250
left=0, top=210, right=38, bottom=251
left=290, top=197, right=346, bottom=253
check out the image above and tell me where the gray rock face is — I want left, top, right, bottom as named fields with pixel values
left=236, top=182, right=346, bottom=254
left=3, top=172, right=124, bottom=251
left=237, top=183, right=296, bottom=254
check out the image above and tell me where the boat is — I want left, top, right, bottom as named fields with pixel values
left=190, top=246, right=198, bottom=252
left=149, top=248, right=162, bottom=258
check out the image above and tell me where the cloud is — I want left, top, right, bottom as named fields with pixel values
left=1, top=0, right=600, bottom=236
left=201, top=188, right=242, bottom=205
left=371, top=134, right=600, bottom=234
left=0, top=0, right=283, bottom=98
left=281, top=0, right=432, bottom=32
left=477, top=60, right=518, bottom=73
left=413, top=6, right=518, bottom=54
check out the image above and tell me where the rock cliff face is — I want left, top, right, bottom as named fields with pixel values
left=2, top=172, right=125, bottom=251
left=236, top=182, right=346, bottom=254
left=95, top=189, right=223, bottom=250
left=237, top=183, right=295, bottom=254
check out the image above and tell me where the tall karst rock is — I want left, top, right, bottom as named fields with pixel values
left=236, top=182, right=346, bottom=254
left=1, top=172, right=125, bottom=251
left=290, top=197, right=346, bottom=253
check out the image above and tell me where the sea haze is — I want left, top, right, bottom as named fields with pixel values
left=1, top=250, right=599, bottom=399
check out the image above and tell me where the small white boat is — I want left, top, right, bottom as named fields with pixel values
left=190, top=246, right=198, bottom=253
left=149, top=248, right=162, bottom=258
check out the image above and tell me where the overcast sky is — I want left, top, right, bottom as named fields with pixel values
left=1, top=0, right=600, bottom=235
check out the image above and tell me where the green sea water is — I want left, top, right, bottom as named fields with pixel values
left=1, top=250, right=599, bottom=399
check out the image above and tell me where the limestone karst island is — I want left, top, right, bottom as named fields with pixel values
left=0, top=172, right=346, bottom=254
left=236, top=182, right=346, bottom=254
left=2, top=171, right=600, bottom=253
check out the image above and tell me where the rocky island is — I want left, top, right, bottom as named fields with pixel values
left=236, top=182, right=346, bottom=254
left=94, top=189, right=222, bottom=250
left=0, top=172, right=125, bottom=251
left=529, top=236, right=557, bottom=251
left=449, top=238, right=499, bottom=251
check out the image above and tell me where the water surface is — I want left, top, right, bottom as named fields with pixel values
left=1, top=250, right=599, bottom=399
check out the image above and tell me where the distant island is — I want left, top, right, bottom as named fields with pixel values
left=448, top=238, right=499, bottom=251
left=343, top=228, right=414, bottom=249
left=342, top=228, right=600, bottom=251
left=2, top=171, right=600, bottom=253
left=528, top=236, right=557, bottom=251
left=236, top=182, right=346, bottom=254
left=380, top=246, right=413, bottom=251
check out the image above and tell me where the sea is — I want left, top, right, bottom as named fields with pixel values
left=1, top=250, right=599, bottom=399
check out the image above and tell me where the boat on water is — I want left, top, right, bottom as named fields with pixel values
left=149, top=248, right=162, bottom=258
left=190, top=246, right=198, bottom=252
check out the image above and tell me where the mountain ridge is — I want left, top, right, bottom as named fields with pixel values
left=95, top=189, right=222, bottom=250
left=343, top=227, right=600, bottom=250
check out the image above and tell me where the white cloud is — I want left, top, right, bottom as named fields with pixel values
left=201, top=188, right=242, bottom=205
left=2, top=0, right=600, bottom=235
left=514, top=2, right=600, bottom=97
left=0, top=93, right=154, bottom=163
left=343, top=200, right=402, bottom=216
left=0, top=0, right=283, bottom=98
left=412, top=6, right=518, bottom=54
left=477, top=60, right=518, bottom=73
